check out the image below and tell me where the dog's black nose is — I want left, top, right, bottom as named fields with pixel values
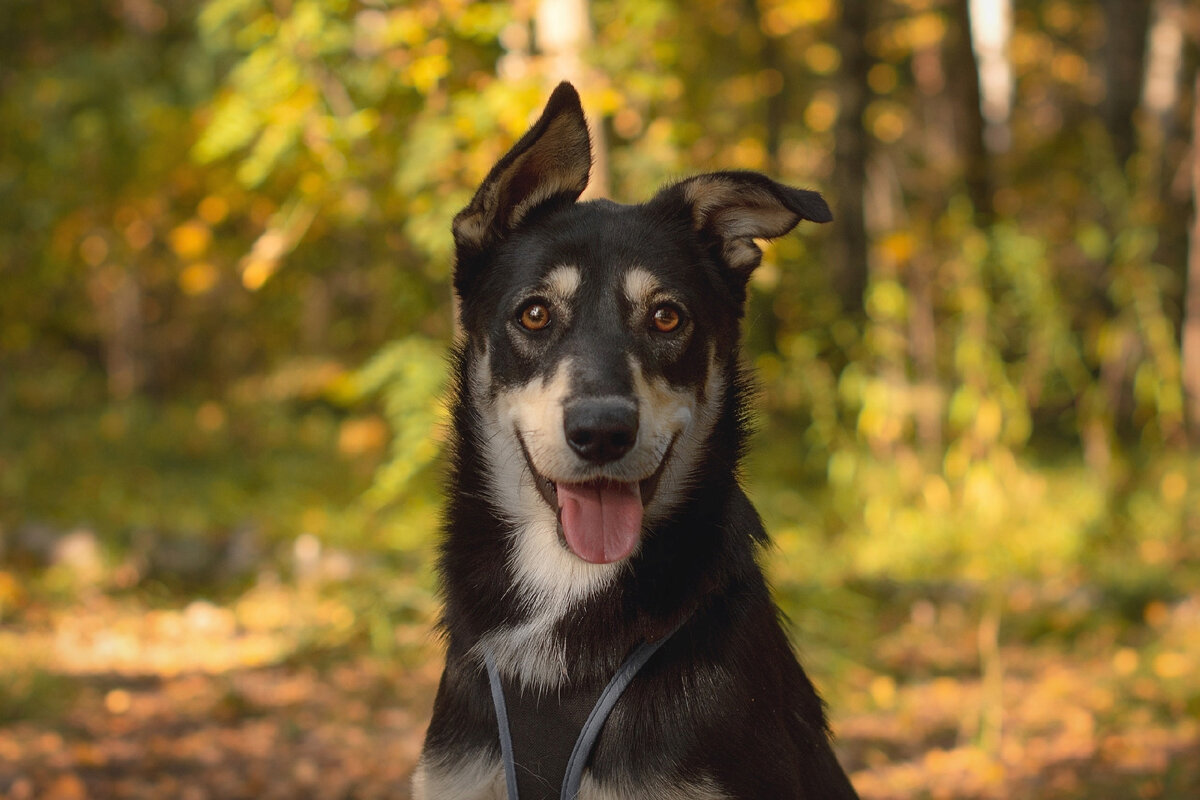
left=563, top=399, right=639, bottom=464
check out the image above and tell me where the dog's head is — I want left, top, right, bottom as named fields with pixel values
left=453, top=83, right=829, bottom=600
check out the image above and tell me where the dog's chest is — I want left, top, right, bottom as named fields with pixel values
left=501, top=676, right=601, bottom=800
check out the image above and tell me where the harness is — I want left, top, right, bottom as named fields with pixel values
left=484, top=627, right=681, bottom=800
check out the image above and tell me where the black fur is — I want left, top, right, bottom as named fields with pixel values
left=419, top=83, right=858, bottom=799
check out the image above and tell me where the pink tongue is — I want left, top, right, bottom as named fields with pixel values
left=557, top=481, right=644, bottom=564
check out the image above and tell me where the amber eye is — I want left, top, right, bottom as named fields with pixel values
left=519, top=302, right=551, bottom=331
left=651, top=304, right=682, bottom=333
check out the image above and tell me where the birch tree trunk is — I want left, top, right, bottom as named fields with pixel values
left=535, top=0, right=609, bottom=199
left=950, top=0, right=992, bottom=224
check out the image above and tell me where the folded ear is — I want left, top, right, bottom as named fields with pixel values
left=452, top=82, right=592, bottom=260
left=652, top=171, right=831, bottom=278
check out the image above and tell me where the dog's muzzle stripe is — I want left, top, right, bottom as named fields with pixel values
left=485, top=622, right=685, bottom=800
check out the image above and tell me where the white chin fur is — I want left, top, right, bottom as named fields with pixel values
left=473, top=355, right=624, bottom=603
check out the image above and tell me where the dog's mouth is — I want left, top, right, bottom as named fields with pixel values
left=516, top=433, right=676, bottom=565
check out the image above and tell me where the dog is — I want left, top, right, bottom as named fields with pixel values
left=413, top=83, right=859, bottom=800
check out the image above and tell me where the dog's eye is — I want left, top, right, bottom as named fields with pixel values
left=519, top=302, right=551, bottom=331
left=651, top=304, right=682, bottom=333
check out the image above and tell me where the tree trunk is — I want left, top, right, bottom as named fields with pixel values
left=948, top=0, right=993, bottom=225
left=910, top=251, right=942, bottom=455
left=1103, top=0, right=1152, bottom=167
left=831, top=0, right=870, bottom=315
left=535, top=0, right=609, bottom=199
left=1183, top=72, right=1200, bottom=444
left=1144, top=1, right=1191, bottom=338
left=87, top=266, right=143, bottom=400
left=909, top=33, right=950, bottom=457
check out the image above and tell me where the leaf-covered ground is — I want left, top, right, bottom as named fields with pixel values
left=2, top=580, right=1197, bottom=799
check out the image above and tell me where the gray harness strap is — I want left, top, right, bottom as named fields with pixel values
left=484, top=627, right=680, bottom=800
left=485, top=651, right=521, bottom=800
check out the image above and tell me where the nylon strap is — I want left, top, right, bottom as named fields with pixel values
left=560, top=636, right=673, bottom=799
left=484, top=651, right=521, bottom=800
left=485, top=625, right=681, bottom=800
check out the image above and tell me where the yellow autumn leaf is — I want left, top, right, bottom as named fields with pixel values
left=804, top=91, right=838, bottom=133
left=169, top=221, right=212, bottom=259
left=241, top=257, right=277, bottom=290
left=197, top=195, right=229, bottom=225
left=179, top=262, right=219, bottom=295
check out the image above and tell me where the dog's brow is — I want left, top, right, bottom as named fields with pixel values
left=541, top=265, right=581, bottom=302
left=623, top=267, right=661, bottom=306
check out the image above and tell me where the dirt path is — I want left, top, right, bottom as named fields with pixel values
left=2, top=589, right=1197, bottom=799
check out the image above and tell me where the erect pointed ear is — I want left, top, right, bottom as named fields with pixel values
left=653, top=170, right=831, bottom=278
left=452, top=82, right=592, bottom=260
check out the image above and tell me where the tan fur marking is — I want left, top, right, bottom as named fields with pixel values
left=453, top=210, right=490, bottom=247
left=683, top=179, right=796, bottom=233
left=680, top=178, right=800, bottom=271
left=622, top=267, right=661, bottom=307
left=681, top=176, right=735, bottom=227
left=632, top=347, right=724, bottom=525
left=411, top=752, right=505, bottom=800
left=544, top=264, right=582, bottom=304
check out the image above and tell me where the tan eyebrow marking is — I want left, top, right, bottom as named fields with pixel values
left=623, top=267, right=660, bottom=307
left=543, top=265, right=581, bottom=303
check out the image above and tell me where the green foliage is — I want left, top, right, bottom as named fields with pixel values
left=4, top=6, right=1200, bottom=795
left=2, top=0, right=1198, bottom=608
left=0, top=389, right=371, bottom=553
left=0, top=668, right=78, bottom=725
left=347, top=335, right=448, bottom=551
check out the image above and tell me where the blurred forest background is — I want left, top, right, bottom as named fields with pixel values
left=3, top=0, right=1200, bottom=797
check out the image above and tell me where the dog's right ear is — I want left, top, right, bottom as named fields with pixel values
left=650, top=171, right=832, bottom=281
left=452, top=82, right=592, bottom=296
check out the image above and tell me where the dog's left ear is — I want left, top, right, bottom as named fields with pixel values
left=453, top=83, right=592, bottom=282
left=652, top=171, right=831, bottom=279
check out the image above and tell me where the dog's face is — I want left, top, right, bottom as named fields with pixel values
left=466, top=203, right=729, bottom=585
left=453, top=83, right=829, bottom=606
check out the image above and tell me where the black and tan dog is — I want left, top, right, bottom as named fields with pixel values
left=414, top=83, right=859, bottom=800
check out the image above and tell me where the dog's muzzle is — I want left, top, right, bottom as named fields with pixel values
left=516, top=427, right=676, bottom=566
